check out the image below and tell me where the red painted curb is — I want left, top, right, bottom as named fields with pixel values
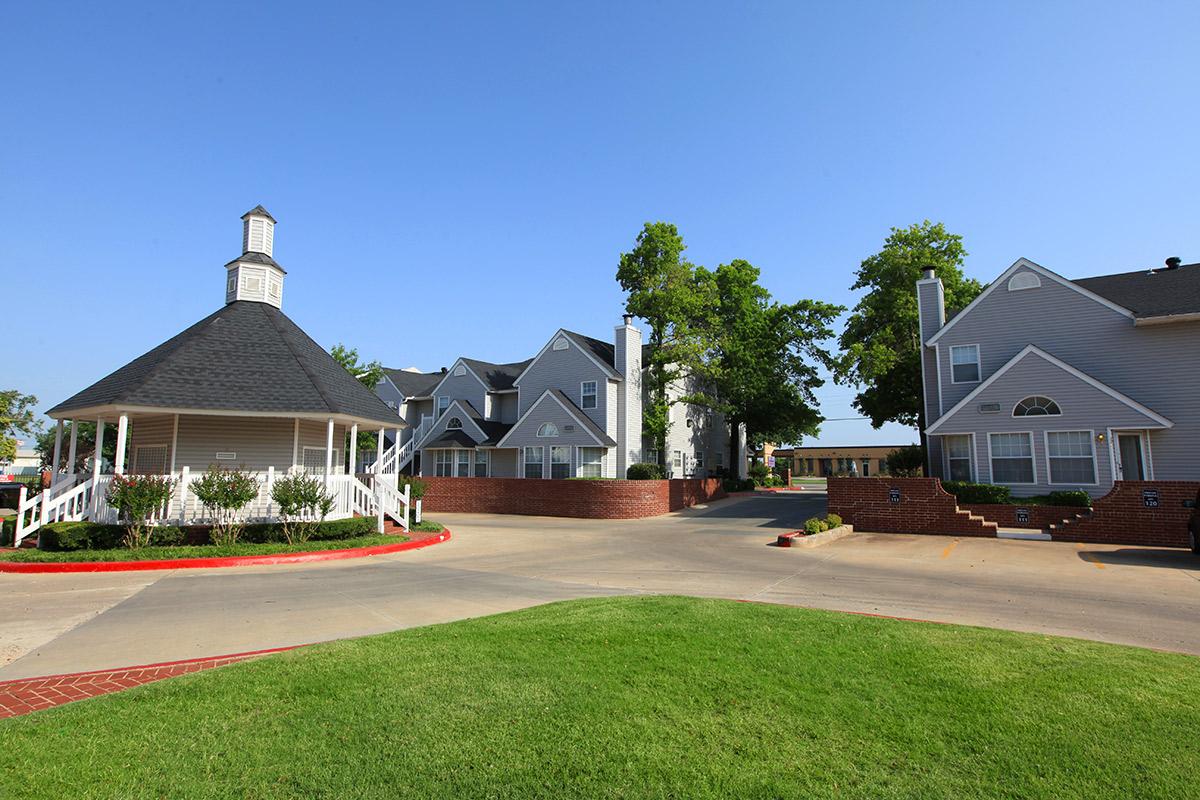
left=0, top=530, right=451, bottom=573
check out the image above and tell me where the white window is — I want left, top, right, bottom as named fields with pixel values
left=524, top=446, right=544, bottom=478
left=1013, top=396, right=1062, bottom=417
left=435, top=450, right=453, bottom=477
left=579, top=447, right=605, bottom=478
left=693, top=450, right=705, bottom=472
left=437, top=396, right=450, bottom=418
left=453, top=364, right=466, bottom=376
left=243, top=275, right=262, bottom=294
left=672, top=451, right=683, bottom=474
left=474, top=449, right=489, bottom=478
left=1007, top=271, right=1041, bottom=291
left=1046, top=431, right=1096, bottom=485
left=989, top=433, right=1034, bottom=484
left=133, top=445, right=168, bottom=475
left=302, top=446, right=340, bottom=475
left=550, top=446, right=570, bottom=479
left=581, top=381, right=597, bottom=410
left=446, top=417, right=463, bottom=430
left=944, top=435, right=973, bottom=482
left=553, top=337, right=569, bottom=351
left=456, top=450, right=471, bottom=477
left=645, top=449, right=659, bottom=466
left=537, top=422, right=559, bottom=438
left=950, top=345, right=980, bottom=384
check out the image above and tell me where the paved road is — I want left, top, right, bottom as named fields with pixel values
left=2, top=493, right=1198, bottom=679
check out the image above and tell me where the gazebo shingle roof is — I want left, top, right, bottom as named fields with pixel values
left=49, top=301, right=403, bottom=426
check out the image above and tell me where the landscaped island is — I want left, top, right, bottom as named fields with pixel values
left=1, top=597, right=1195, bottom=798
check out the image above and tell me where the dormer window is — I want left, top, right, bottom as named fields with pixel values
left=537, top=422, right=559, bottom=437
left=1013, top=396, right=1061, bottom=417
left=950, top=344, right=980, bottom=383
left=1007, top=271, right=1041, bottom=291
left=446, top=417, right=463, bottom=430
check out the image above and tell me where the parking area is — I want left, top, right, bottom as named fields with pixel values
left=2, top=492, right=1198, bottom=680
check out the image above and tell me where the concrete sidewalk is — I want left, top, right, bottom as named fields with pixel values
left=2, top=493, right=1197, bottom=679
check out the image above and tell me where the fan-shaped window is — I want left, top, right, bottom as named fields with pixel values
left=1013, top=396, right=1061, bottom=417
left=1007, top=271, right=1041, bottom=291
left=446, top=417, right=463, bottom=430
left=453, top=364, right=466, bottom=376
left=536, top=422, right=559, bottom=437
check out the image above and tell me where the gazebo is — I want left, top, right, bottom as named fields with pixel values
left=14, top=207, right=409, bottom=545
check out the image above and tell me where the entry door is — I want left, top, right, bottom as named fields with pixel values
left=1116, top=433, right=1145, bottom=480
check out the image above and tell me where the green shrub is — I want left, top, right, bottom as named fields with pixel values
left=941, top=481, right=1012, bottom=505
left=722, top=478, right=755, bottom=493
left=307, top=517, right=376, bottom=541
left=190, top=466, right=260, bottom=546
left=803, top=517, right=827, bottom=535
left=885, top=445, right=926, bottom=477
left=748, top=463, right=770, bottom=486
left=825, top=513, right=843, bottom=528
left=1047, top=490, right=1092, bottom=508
left=398, top=476, right=427, bottom=500
left=0, top=517, right=14, bottom=547
left=38, top=522, right=183, bottom=552
left=270, top=472, right=335, bottom=544
left=626, top=462, right=665, bottom=480
left=106, top=474, right=175, bottom=548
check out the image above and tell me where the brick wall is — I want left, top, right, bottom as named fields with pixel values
left=419, top=477, right=726, bottom=519
left=829, top=477, right=1199, bottom=548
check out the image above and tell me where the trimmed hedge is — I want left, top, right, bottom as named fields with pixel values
left=0, top=517, right=14, bottom=547
left=1047, top=490, right=1092, bottom=508
left=801, top=513, right=845, bottom=536
left=37, top=517, right=378, bottom=551
left=626, top=463, right=666, bottom=480
left=941, top=481, right=1012, bottom=505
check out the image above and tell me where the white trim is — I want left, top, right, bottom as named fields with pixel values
left=496, top=390, right=609, bottom=447
left=292, top=418, right=300, bottom=470
left=513, top=329, right=621, bottom=386
left=948, top=343, right=981, bottom=385
left=926, top=258, right=1135, bottom=345
left=1112, top=429, right=1152, bottom=482
left=987, top=431, right=1038, bottom=487
left=428, top=358, right=490, bottom=401
left=926, top=345, right=1174, bottom=434
left=1007, top=271, right=1041, bottom=291
left=523, top=445, right=545, bottom=479
left=1042, top=429, right=1099, bottom=486
left=934, top=343, right=943, bottom=417
left=414, top=399, right=489, bottom=450
left=47, top=404, right=408, bottom=429
left=580, top=380, right=598, bottom=410
left=1143, top=430, right=1155, bottom=480
left=536, top=422, right=559, bottom=438
left=169, top=413, right=179, bottom=475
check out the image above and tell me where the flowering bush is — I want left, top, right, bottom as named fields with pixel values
left=270, top=472, right=335, bottom=544
left=106, top=474, right=174, bottom=549
left=190, top=466, right=261, bottom=546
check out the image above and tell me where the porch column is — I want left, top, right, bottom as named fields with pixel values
left=92, top=419, right=106, bottom=482
left=324, top=417, right=335, bottom=486
left=51, top=420, right=64, bottom=480
left=292, top=418, right=300, bottom=472
left=375, top=428, right=384, bottom=477
left=375, top=427, right=385, bottom=534
left=67, top=420, right=78, bottom=476
left=114, top=413, right=129, bottom=475
left=349, top=423, right=358, bottom=475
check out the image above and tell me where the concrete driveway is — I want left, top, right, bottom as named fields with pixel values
left=2, top=493, right=1198, bottom=679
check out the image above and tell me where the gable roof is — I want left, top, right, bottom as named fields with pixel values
left=48, top=301, right=404, bottom=427
left=460, top=357, right=531, bottom=391
left=1073, top=264, right=1200, bottom=320
left=414, top=399, right=513, bottom=450
left=496, top=389, right=617, bottom=448
left=241, top=205, right=276, bottom=222
left=926, top=344, right=1173, bottom=434
left=926, top=258, right=1135, bottom=345
left=383, top=368, right=443, bottom=399
left=514, top=329, right=621, bottom=386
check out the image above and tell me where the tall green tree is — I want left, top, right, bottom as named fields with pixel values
left=331, top=344, right=384, bottom=390
left=1, top=390, right=41, bottom=464
left=616, top=222, right=707, bottom=463
left=694, top=261, right=843, bottom=464
left=36, top=421, right=115, bottom=472
left=835, top=221, right=983, bottom=443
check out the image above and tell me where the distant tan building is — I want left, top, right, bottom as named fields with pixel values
left=768, top=445, right=922, bottom=478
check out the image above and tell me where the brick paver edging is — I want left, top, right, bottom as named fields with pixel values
left=0, top=529, right=451, bottom=574
left=0, top=645, right=307, bottom=719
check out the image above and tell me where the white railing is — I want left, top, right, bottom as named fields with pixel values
left=367, top=420, right=429, bottom=475
left=10, top=468, right=413, bottom=547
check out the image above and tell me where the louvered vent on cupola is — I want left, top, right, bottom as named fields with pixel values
left=225, top=205, right=286, bottom=309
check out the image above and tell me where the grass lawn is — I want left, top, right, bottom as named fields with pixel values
left=2, top=597, right=1197, bottom=799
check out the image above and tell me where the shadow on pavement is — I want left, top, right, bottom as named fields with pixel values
left=684, top=493, right=827, bottom=530
left=1078, top=548, right=1200, bottom=570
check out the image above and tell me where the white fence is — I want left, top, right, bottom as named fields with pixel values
left=12, top=468, right=410, bottom=547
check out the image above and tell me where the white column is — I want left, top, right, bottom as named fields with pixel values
left=292, top=418, right=300, bottom=472
left=51, top=420, right=64, bottom=480
left=114, top=413, right=129, bottom=475
left=67, top=420, right=78, bottom=476
left=349, top=423, right=358, bottom=475
left=92, top=419, right=106, bottom=481
left=169, top=413, right=179, bottom=475
left=324, top=417, right=335, bottom=485
left=376, top=428, right=385, bottom=476
left=375, top=427, right=386, bottom=534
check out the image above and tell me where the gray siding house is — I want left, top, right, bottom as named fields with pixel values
left=919, top=256, right=1200, bottom=496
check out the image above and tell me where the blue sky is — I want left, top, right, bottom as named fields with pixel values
left=4, top=2, right=1198, bottom=447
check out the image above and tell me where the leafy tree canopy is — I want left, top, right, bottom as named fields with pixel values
left=331, top=344, right=385, bottom=391
left=835, top=221, right=983, bottom=431
left=1, top=390, right=41, bottom=464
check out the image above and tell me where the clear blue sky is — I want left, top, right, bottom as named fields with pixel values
left=4, top=2, right=1198, bottom=447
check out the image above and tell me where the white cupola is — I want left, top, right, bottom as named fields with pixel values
left=225, top=205, right=286, bottom=308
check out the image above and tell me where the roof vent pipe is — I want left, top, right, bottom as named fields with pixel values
left=921, top=267, right=936, bottom=280
left=622, top=314, right=633, bottom=326
left=1165, top=256, right=1182, bottom=270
